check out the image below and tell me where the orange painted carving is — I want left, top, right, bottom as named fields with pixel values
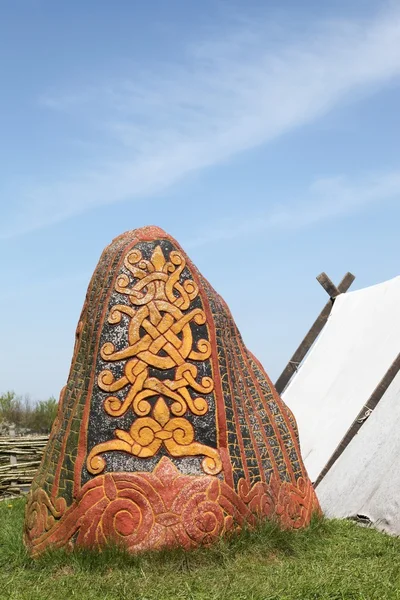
left=24, top=226, right=320, bottom=556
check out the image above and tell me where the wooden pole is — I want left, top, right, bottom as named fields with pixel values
left=314, top=350, right=400, bottom=487
left=0, top=434, right=48, bottom=498
left=275, top=272, right=355, bottom=395
left=9, top=425, right=17, bottom=488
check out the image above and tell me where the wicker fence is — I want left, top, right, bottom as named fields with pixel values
left=0, top=435, right=48, bottom=498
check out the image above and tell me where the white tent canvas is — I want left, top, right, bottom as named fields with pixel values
left=317, top=369, right=400, bottom=533
left=281, top=276, right=400, bottom=533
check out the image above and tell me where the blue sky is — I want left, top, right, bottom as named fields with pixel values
left=1, top=0, right=400, bottom=401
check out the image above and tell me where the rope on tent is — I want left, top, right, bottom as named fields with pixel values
left=357, top=407, right=373, bottom=424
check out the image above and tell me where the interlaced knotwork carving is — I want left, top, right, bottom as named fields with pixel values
left=87, top=245, right=221, bottom=475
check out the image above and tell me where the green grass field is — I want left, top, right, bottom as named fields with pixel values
left=1, top=499, right=400, bottom=600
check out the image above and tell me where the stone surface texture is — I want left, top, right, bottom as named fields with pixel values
left=24, top=226, right=319, bottom=556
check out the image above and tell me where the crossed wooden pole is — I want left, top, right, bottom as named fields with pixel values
left=275, top=272, right=355, bottom=395
left=275, top=270, right=400, bottom=487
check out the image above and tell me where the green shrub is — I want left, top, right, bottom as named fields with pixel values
left=0, top=391, right=58, bottom=434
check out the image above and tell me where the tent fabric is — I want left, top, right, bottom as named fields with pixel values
left=316, top=370, right=400, bottom=535
left=282, top=276, right=400, bottom=483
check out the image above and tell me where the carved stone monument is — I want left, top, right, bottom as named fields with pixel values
left=24, top=226, right=319, bottom=555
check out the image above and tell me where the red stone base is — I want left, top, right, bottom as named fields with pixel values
left=25, top=457, right=319, bottom=556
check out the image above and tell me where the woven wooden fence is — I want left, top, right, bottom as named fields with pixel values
left=0, top=435, right=48, bottom=498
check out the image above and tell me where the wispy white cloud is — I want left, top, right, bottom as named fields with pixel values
left=185, top=170, right=400, bottom=247
left=3, top=6, right=400, bottom=238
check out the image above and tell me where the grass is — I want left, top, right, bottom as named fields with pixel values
left=1, top=500, right=400, bottom=600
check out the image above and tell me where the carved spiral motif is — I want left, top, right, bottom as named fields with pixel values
left=25, top=489, right=66, bottom=542
left=25, top=459, right=319, bottom=556
left=181, top=481, right=225, bottom=544
left=78, top=477, right=155, bottom=546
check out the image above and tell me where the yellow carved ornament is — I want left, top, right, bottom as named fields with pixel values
left=87, top=397, right=221, bottom=475
left=87, top=245, right=221, bottom=476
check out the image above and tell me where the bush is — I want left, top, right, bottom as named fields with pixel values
left=0, top=391, right=58, bottom=434
left=28, top=397, right=58, bottom=433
